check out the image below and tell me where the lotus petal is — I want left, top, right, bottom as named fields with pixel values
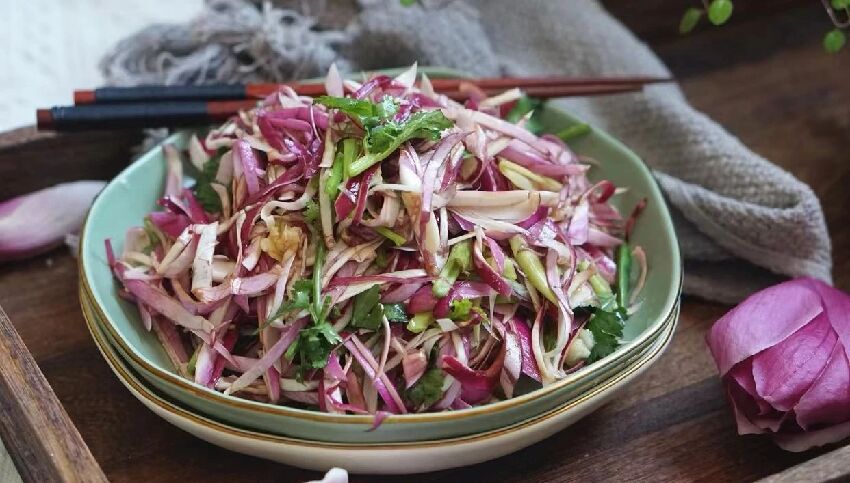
left=751, top=312, right=837, bottom=411
left=793, top=344, right=850, bottom=429
left=707, top=279, right=824, bottom=376
left=774, top=420, right=850, bottom=452
left=0, top=181, right=104, bottom=261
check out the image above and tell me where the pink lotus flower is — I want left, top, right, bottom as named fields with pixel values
left=707, top=277, right=850, bottom=451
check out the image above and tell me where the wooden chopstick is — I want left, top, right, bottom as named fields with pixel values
left=72, top=75, right=670, bottom=105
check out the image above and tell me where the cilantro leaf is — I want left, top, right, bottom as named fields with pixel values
left=378, top=96, right=399, bottom=120
left=297, top=323, right=340, bottom=369
left=406, top=367, right=445, bottom=408
left=383, top=303, right=408, bottom=323
left=316, top=95, right=453, bottom=177
left=358, top=110, right=452, bottom=173
left=506, top=95, right=543, bottom=135
left=314, top=96, right=382, bottom=121
left=585, top=307, right=627, bottom=363
left=314, top=95, right=398, bottom=129
left=280, top=239, right=342, bottom=374
left=280, top=280, right=312, bottom=316
left=292, top=304, right=341, bottom=370
left=255, top=279, right=312, bottom=335
left=192, top=150, right=225, bottom=213
left=351, top=285, right=384, bottom=330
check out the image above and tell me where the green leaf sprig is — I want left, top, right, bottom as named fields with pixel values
left=585, top=306, right=627, bottom=363
left=314, top=95, right=452, bottom=176
left=681, top=0, right=848, bottom=54
left=192, top=149, right=226, bottom=213
left=349, top=285, right=411, bottom=330
left=279, top=236, right=342, bottom=372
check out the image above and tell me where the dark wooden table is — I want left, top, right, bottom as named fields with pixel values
left=1, top=2, right=849, bottom=481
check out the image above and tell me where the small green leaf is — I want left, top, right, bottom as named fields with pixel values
left=284, top=338, right=299, bottom=361
left=824, top=29, right=847, bottom=54
left=707, top=0, right=733, bottom=26
left=400, top=0, right=416, bottom=6
left=258, top=279, right=312, bottom=334
left=297, top=323, right=341, bottom=369
left=284, top=239, right=342, bottom=374
left=585, top=307, right=627, bottom=363
left=679, top=7, right=703, bottom=34
left=192, top=150, right=225, bottom=213
left=351, top=285, right=384, bottom=330
left=378, top=96, right=399, bottom=119
left=831, top=0, right=850, bottom=9
left=314, top=96, right=380, bottom=121
left=383, top=303, right=409, bottom=323
left=405, top=368, right=444, bottom=408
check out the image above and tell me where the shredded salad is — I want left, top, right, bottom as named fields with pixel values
left=106, top=65, right=647, bottom=419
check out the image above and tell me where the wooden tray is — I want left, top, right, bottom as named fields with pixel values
left=1, top=2, right=849, bottom=480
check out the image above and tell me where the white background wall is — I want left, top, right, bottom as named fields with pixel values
left=0, top=0, right=203, bottom=132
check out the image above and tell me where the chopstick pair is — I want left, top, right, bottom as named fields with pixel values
left=37, top=75, right=672, bottom=131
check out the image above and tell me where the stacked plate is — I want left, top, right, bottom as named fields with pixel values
left=78, top=95, right=682, bottom=474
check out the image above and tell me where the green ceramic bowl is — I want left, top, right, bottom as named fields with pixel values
left=79, top=68, right=681, bottom=443
left=81, top=282, right=677, bottom=443
left=81, top=285, right=678, bottom=476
